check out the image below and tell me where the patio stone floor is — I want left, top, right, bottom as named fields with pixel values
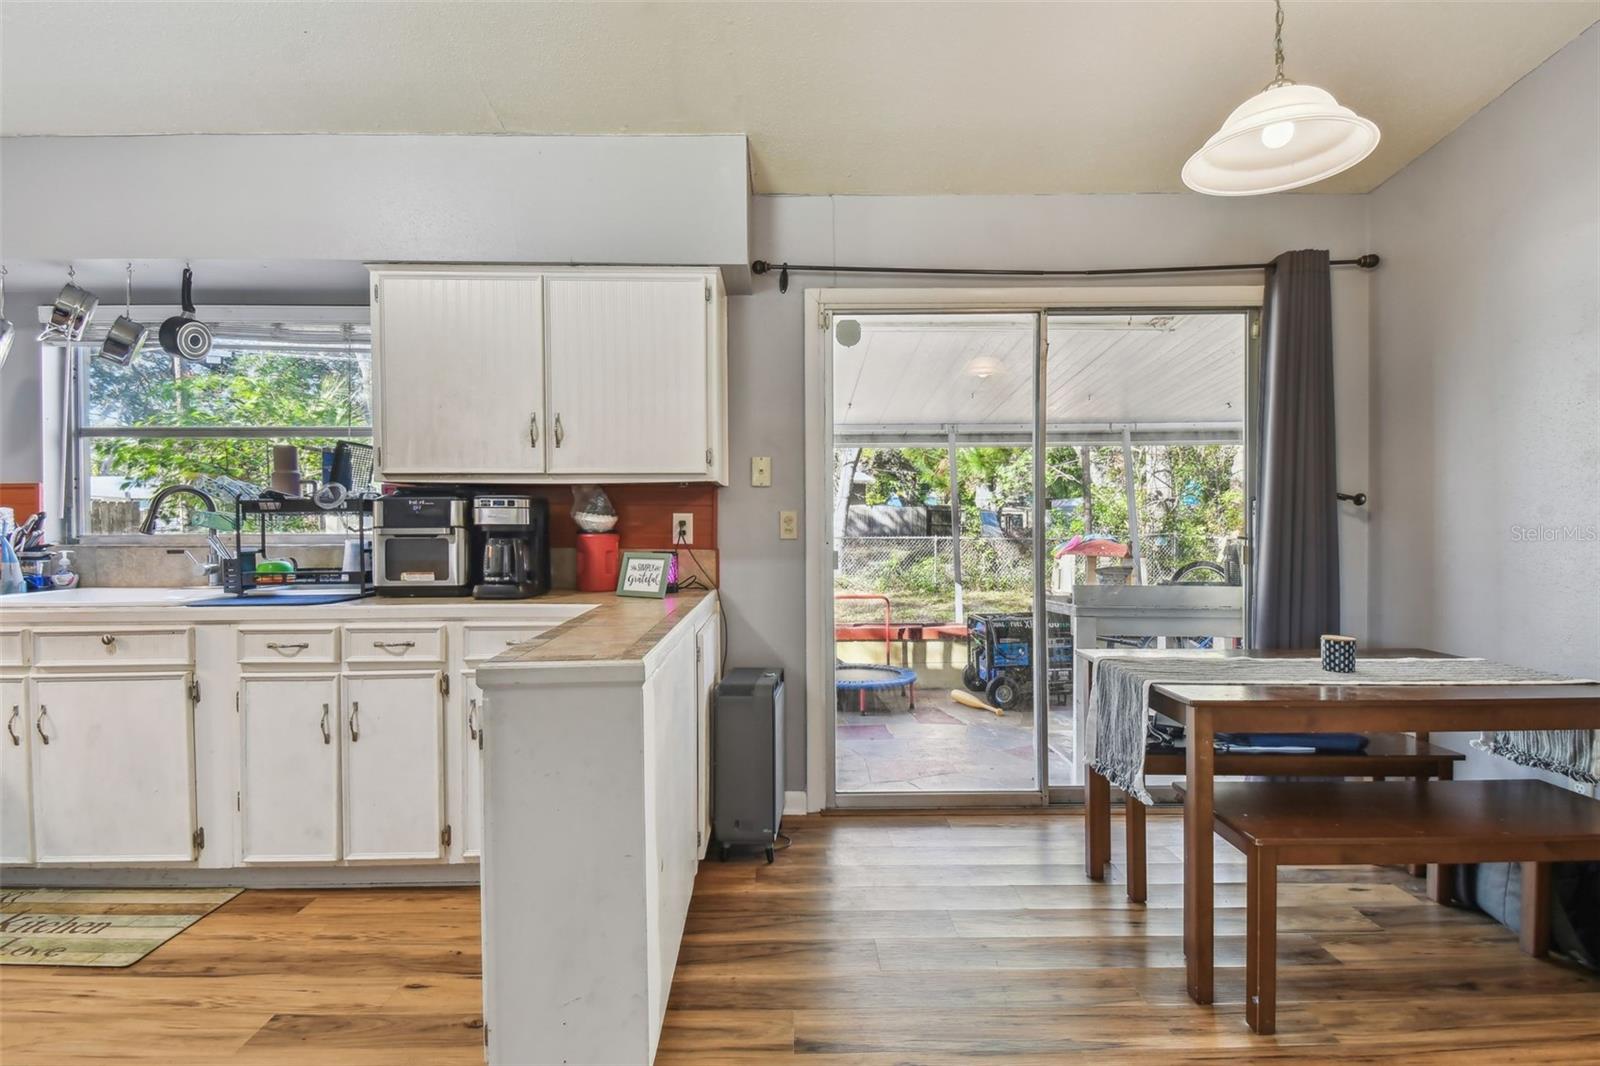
left=835, top=685, right=1074, bottom=792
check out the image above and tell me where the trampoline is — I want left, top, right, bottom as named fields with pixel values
left=835, top=663, right=917, bottom=715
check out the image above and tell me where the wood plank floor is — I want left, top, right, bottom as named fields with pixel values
left=3, top=811, right=1597, bottom=1063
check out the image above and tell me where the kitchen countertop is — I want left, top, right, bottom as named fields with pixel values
left=0, top=586, right=716, bottom=670
left=487, top=590, right=713, bottom=667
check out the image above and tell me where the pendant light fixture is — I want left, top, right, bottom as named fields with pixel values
left=1182, top=0, right=1379, bottom=196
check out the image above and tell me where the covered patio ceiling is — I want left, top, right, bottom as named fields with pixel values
left=832, top=312, right=1248, bottom=445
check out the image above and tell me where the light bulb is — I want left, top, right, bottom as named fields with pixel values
left=1260, top=121, right=1296, bottom=149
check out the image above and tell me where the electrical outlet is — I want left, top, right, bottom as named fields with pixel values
left=751, top=456, right=773, bottom=487
left=672, top=513, right=694, bottom=545
left=779, top=510, right=799, bottom=540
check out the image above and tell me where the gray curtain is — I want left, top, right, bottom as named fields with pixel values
left=1251, top=249, right=1340, bottom=649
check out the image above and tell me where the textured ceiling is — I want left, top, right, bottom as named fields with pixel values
left=2, top=1, right=1595, bottom=194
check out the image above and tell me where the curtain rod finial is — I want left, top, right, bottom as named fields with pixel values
left=1356, top=254, right=1380, bottom=269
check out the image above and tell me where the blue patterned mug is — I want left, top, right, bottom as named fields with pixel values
left=1321, top=634, right=1357, bottom=673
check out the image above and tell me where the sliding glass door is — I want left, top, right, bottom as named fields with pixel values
left=817, top=299, right=1254, bottom=806
left=1044, top=311, right=1253, bottom=792
left=829, top=313, right=1045, bottom=803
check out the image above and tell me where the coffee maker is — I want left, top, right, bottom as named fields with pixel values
left=471, top=495, right=550, bottom=599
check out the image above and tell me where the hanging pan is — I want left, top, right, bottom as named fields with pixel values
left=159, top=266, right=213, bottom=361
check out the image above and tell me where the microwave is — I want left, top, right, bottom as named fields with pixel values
left=373, top=496, right=471, bottom=597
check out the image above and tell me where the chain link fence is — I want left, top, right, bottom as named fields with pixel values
left=834, top=534, right=1235, bottom=623
left=835, top=535, right=1033, bottom=622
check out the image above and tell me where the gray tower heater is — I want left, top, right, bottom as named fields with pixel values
left=712, top=668, right=785, bottom=863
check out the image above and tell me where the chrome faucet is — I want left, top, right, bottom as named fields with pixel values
left=142, top=484, right=234, bottom=585
left=139, top=484, right=216, bottom=534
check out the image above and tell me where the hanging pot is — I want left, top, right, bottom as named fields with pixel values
left=99, top=315, right=150, bottom=366
left=158, top=267, right=213, bottom=361
left=99, top=264, right=149, bottom=366
left=38, top=281, right=99, bottom=342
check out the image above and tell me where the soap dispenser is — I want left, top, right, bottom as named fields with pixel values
left=52, top=549, right=80, bottom=589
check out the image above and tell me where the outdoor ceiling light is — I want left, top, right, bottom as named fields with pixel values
left=1182, top=0, right=1380, bottom=196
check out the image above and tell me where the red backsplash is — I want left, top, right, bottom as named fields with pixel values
left=0, top=483, right=43, bottom=522
left=530, top=484, right=718, bottom=551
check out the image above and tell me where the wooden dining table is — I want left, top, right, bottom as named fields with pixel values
left=1082, top=647, right=1600, bottom=1006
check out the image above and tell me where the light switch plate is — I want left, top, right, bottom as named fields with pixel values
left=779, top=510, right=799, bottom=540
left=751, top=456, right=773, bottom=487
left=672, top=513, right=694, bottom=545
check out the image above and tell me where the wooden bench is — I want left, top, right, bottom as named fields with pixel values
left=1185, top=779, right=1600, bottom=1035
left=1090, top=732, right=1466, bottom=901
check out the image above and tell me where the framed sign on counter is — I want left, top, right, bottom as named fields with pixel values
left=617, top=551, right=673, bottom=598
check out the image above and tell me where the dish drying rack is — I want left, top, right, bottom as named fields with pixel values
left=221, top=495, right=376, bottom=598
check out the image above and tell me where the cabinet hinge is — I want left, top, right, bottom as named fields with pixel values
left=235, top=691, right=240, bottom=713
left=374, top=445, right=382, bottom=468
left=696, top=830, right=703, bottom=848
left=705, top=448, right=713, bottom=466
left=441, top=824, right=452, bottom=847
left=439, top=674, right=450, bottom=697
left=1250, top=317, right=1260, bottom=339
left=192, top=827, right=205, bottom=854
left=189, top=679, right=201, bottom=704
left=820, top=308, right=832, bottom=331
left=372, top=280, right=380, bottom=303
left=704, top=280, right=712, bottom=302
left=236, top=792, right=241, bottom=811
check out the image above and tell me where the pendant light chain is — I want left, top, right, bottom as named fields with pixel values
left=1268, top=0, right=1293, bottom=90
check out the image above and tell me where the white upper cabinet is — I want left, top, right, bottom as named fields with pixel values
left=544, top=273, right=713, bottom=477
left=373, top=271, right=545, bottom=479
left=369, top=266, right=727, bottom=483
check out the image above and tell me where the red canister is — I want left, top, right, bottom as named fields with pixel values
left=576, top=532, right=621, bottom=592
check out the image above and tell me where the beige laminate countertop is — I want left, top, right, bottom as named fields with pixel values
left=488, top=590, right=714, bottom=667
left=0, top=587, right=716, bottom=670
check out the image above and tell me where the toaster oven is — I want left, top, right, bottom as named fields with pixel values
left=373, top=496, right=471, bottom=596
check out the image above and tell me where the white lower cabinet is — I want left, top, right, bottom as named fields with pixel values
left=343, top=672, right=446, bottom=862
left=30, top=673, right=197, bottom=864
left=239, top=674, right=341, bottom=864
left=462, top=671, right=485, bottom=861
left=1, top=679, right=34, bottom=864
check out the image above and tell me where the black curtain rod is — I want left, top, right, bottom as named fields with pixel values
left=751, top=254, right=1379, bottom=293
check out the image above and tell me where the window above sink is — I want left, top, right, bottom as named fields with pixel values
left=63, top=308, right=372, bottom=539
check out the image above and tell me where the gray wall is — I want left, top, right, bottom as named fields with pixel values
left=726, top=192, right=1377, bottom=789
left=1, top=135, right=751, bottom=281
left=1368, top=26, right=1600, bottom=786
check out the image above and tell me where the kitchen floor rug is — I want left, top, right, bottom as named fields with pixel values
left=0, top=887, right=242, bottom=967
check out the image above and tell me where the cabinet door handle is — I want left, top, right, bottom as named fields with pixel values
left=266, top=641, right=310, bottom=654
left=467, top=698, right=479, bottom=741
left=320, top=703, right=332, bottom=745
left=6, top=705, right=19, bottom=746
left=100, top=633, right=117, bottom=647
left=349, top=702, right=360, bottom=743
left=372, top=640, right=415, bottom=652
left=529, top=412, right=539, bottom=448
left=554, top=413, right=564, bottom=448
left=36, top=706, right=51, bottom=746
